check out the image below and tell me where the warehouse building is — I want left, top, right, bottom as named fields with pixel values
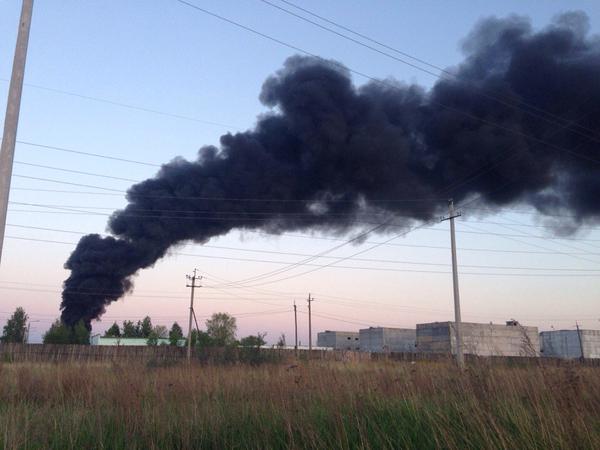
left=317, top=330, right=360, bottom=350
left=359, top=327, right=416, bottom=353
left=540, top=329, right=600, bottom=359
left=416, top=321, right=539, bottom=357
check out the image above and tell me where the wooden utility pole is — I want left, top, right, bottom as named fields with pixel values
left=0, top=0, right=34, bottom=265
left=293, top=300, right=298, bottom=355
left=186, top=269, right=201, bottom=362
left=307, top=293, right=314, bottom=351
left=442, top=200, right=464, bottom=367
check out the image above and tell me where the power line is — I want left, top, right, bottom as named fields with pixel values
left=9, top=183, right=600, bottom=223
left=13, top=161, right=140, bottom=182
left=8, top=235, right=600, bottom=277
left=7, top=225, right=600, bottom=271
left=218, top=218, right=400, bottom=287
left=459, top=223, right=600, bottom=267
left=0, top=78, right=240, bottom=130
left=8, top=204, right=600, bottom=244
left=173, top=0, right=600, bottom=167
left=12, top=174, right=124, bottom=192
left=11, top=164, right=447, bottom=203
left=7, top=221, right=600, bottom=257
left=16, top=140, right=162, bottom=167
left=259, top=0, right=600, bottom=143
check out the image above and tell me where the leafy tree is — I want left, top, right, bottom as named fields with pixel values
left=104, top=322, right=121, bottom=337
left=147, top=325, right=168, bottom=346
left=169, top=322, right=183, bottom=346
left=43, top=320, right=71, bottom=344
left=140, top=316, right=153, bottom=338
left=239, top=332, right=267, bottom=348
left=276, top=333, right=286, bottom=348
left=71, top=321, right=90, bottom=344
left=122, top=320, right=138, bottom=338
left=43, top=320, right=90, bottom=345
left=197, top=331, right=214, bottom=347
left=1, top=307, right=28, bottom=343
left=206, top=313, right=237, bottom=346
left=147, top=332, right=159, bottom=346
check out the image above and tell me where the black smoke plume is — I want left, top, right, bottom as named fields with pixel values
left=62, top=12, right=600, bottom=327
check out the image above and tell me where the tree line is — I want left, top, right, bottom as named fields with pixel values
left=1, top=307, right=286, bottom=348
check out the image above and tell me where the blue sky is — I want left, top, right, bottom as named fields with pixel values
left=1, top=0, right=599, bottom=343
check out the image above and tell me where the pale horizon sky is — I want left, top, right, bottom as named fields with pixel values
left=1, top=0, right=599, bottom=344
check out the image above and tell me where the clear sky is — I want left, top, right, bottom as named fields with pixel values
left=1, top=0, right=599, bottom=344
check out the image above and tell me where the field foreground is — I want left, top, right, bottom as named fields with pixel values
left=0, top=360, right=599, bottom=449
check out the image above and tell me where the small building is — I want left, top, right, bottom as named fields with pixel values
left=540, top=329, right=600, bottom=359
left=359, top=327, right=416, bottom=353
left=416, top=321, right=539, bottom=357
left=317, top=330, right=360, bottom=350
left=90, top=335, right=176, bottom=346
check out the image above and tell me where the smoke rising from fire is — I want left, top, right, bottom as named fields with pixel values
left=62, top=13, right=600, bottom=327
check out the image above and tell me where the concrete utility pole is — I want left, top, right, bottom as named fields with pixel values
left=307, top=293, right=314, bottom=351
left=576, top=322, right=585, bottom=363
left=442, top=200, right=464, bottom=367
left=0, top=0, right=34, bottom=265
left=186, top=269, right=202, bottom=362
left=293, top=300, right=298, bottom=355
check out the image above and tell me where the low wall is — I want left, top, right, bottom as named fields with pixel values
left=1, top=344, right=598, bottom=365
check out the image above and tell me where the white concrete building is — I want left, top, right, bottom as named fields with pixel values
left=359, top=327, right=416, bottom=353
left=90, top=335, right=181, bottom=346
left=540, top=329, right=600, bottom=359
left=416, top=321, right=539, bottom=357
left=317, top=330, right=360, bottom=350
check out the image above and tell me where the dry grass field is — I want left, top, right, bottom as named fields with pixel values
left=0, top=359, right=599, bottom=449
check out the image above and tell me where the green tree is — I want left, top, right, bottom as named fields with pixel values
left=43, top=320, right=72, bottom=344
left=169, top=322, right=183, bottom=346
left=140, top=316, right=153, bottom=338
left=206, top=313, right=237, bottom=346
left=71, top=321, right=90, bottom=344
left=104, top=322, right=121, bottom=337
left=43, top=320, right=90, bottom=345
left=197, top=331, right=214, bottom=347
left=1, top=307, right=28, bottom=343
left=147, top=325, right=167, bottom=346
left=122, top=320, right=138, bottom=338
left=239, top=332, right=267, bottom=348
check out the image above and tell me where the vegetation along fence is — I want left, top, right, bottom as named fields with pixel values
left=1, top=343, right=599, bottom=365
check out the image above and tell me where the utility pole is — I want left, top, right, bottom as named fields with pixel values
left=307, top=293, right=314, bottom=352
left=186, top=269, right=202, bottom=362
left=576, top=322, right=585, bottom=363
left=293, top=300, right=298, bottom=355
left=442, top=199, right=464, bottom=367
left=0, top=0, right=34, bottom=265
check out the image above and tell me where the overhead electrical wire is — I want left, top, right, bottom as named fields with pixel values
left=16, top=140, right=162, bottom=167
left=173, top=0, right=600, bottom=167
left=0, top=78, right=240, bottom=130
left=258, top=0, right=600, bottom=143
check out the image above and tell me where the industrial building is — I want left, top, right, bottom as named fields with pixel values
left=317, top=330, right=360, bottom=350
left=540, top=330, right=600, bottom=359
left=416, top=321, right=539, bottom=357
left=359, top=327, right=416, bottom=353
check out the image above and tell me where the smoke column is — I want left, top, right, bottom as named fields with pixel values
left=62, top=13, right=600, bottom=327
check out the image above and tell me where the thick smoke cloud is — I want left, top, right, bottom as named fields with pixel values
left=62, top=13, right=600, bottom=327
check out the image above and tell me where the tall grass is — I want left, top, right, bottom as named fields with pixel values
left=0, top=360, right=598, bottom=449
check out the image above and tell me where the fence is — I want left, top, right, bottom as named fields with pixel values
left=1, top=343, right=599, bottom=365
